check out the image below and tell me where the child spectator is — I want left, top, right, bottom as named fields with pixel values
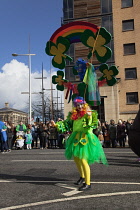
left=15, top=134, right=25, bottom=149
left=25, top=130, right=32, bottom=149
left=98, top=131, right=104, bottom=147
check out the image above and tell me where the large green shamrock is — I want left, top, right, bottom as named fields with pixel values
left=52, top=70, right=67, bottom=91
left=45, top=36, right=72, bottom=69
left=81, top=28, right=112, bottom=63
left=99, top=64, right=119, bottom=86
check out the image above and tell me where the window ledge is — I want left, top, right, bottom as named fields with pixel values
left=126, top=103, right=139, bottom=105
left=123, top=53, right=136, bottom=56
left=125, top=78, right=137, bottom=80
left=120, top=110, right=138, bottom=114
left=121, top=6, right=133, bottom=9
left=122, top=29, right=134, bottom=32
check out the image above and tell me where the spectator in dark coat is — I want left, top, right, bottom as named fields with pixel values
left=125, top=119, right=132, bottom=143
left=101, top=122, right=110, bottom=147
left=33, top=122, right=39, bottom=148
left=38, top=123, right=49, bottom=149
left=6, top=121, right=13, bottom=151
left=48, top=120, right=58, bottom=148
left=108, top=120, right=117, bottom=148
left=117, top=119, right=126, bottom=147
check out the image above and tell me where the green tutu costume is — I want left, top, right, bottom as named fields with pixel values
left=57, top=111, right=107, bottom=165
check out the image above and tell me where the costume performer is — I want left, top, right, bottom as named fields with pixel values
left=56, top=96, right=107, bottom=191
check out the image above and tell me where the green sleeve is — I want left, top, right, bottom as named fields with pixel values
left=56, top=112, right=73, bottom=133
left=56, top=121, right=67, bottom=133
left=23, top=124, right=27, bottom=132
left=82, top=111, right=98, bottom=129
left=16, top=125, right=19, bottom=132
left=90, top=110, right=98, bottom=129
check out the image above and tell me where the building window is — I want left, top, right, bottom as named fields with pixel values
left=106, top=39, right=114, bottom=63
left=121, top=0, right=133, bottom=8
left=66, top=43, right=74, bottom=65
left=65, top=66, right=75, bottom=81
left=101, top=0, right=112, bottom=14
left=125, top=68, right=137, bottom=79
left=63, top=0, right=73, bottom=19
left=123, top=43, right=135, bottom=55
left=126, top=92, right=138, bottom=104
left=122, top=19, right=134, bottom=31
left=102, top=15, right=113, bottom=35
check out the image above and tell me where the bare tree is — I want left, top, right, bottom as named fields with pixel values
left=31, top=93, right=64, bottom=122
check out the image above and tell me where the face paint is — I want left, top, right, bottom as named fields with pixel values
left=76, top=103, right=83, bottom=111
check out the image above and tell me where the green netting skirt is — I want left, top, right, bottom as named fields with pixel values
left=65, top=131, right=108, bottom=165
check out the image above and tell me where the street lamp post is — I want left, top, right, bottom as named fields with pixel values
left=34, top=63, right=47, bottom=123
left=12, top=52, right=36, bottom=124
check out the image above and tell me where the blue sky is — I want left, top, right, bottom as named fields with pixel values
left=0, top=0, right=63, bottom=111
left=0, top=0, right=63, bottom=72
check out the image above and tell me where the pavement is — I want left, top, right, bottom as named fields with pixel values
left=0, top=147, right=140, bottom=210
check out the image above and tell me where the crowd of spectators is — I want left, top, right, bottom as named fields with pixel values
left=0, top=117, right=133, bottom=153
left=95, top=118, right=133, bottom=148
left=0, top=118, right=65, bottom=153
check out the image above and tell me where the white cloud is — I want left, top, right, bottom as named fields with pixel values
left=0, top=59, right=63, bottom=113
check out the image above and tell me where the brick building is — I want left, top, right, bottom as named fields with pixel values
left=62, top=0, right=139, bottom=122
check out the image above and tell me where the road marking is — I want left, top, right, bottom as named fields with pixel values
left=0, top=180, right=12, bottom=182
left=105, top=152, right=133, bottom=153
left=39, top=152, right=64, bottom=154
left=11, top=160, right=72, bottom=162
left=1, top=191, right=140, bottom=210
left=91, top=181, right=140, bottom=185
left=4, top=151, right=134, bottom=156
left=0, top=180, right=72, bottom=183
left=39, top=151, right=134, bottom=154
left=0, top=180, right=140, bottom=185
left=55, top=183, right=82, bottom=196
left=56, top=181, right=140, bottom=196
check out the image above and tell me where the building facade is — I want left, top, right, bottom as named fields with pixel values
left=62, top=0, right=139, bottom=122
left=0, top=103, right=28, bottom=125
left=112, top=0, right=140, bottom=120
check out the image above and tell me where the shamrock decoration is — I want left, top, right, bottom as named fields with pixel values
left=52, top=70, right=67, bottom=91
left=99, top=64, right=119, bottom=86
left=81, top=28, right=112, bottom=63
left=45, top=36, right=72, bottom=69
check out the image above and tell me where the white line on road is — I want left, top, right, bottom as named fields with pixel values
left=11, top=160, right=72, bottom=162
left=1, top=191, right=140, bottom=210
left=55, top=183, right=82, bottom=196
left=0, top=180, right=12, bottom=182
left=105, top=152, right=133, bottom=153
left=6, top=151, right=134, bottom=156
left=39, top=152, right=134, bottom=154
left=1, top=180, right=140, bottom=185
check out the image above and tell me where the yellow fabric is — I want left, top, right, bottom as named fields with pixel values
left=74, top=157, right=85, bottom=178
left=74, top=157, right=90, bottom=185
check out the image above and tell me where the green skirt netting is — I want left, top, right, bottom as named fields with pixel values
left=65, top=131, right=108, bottom=165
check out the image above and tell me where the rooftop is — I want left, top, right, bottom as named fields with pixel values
left=0, top=103, right=27, bottom=114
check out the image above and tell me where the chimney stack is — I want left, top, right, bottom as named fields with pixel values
left=5, top=102, right=9, bottom=108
